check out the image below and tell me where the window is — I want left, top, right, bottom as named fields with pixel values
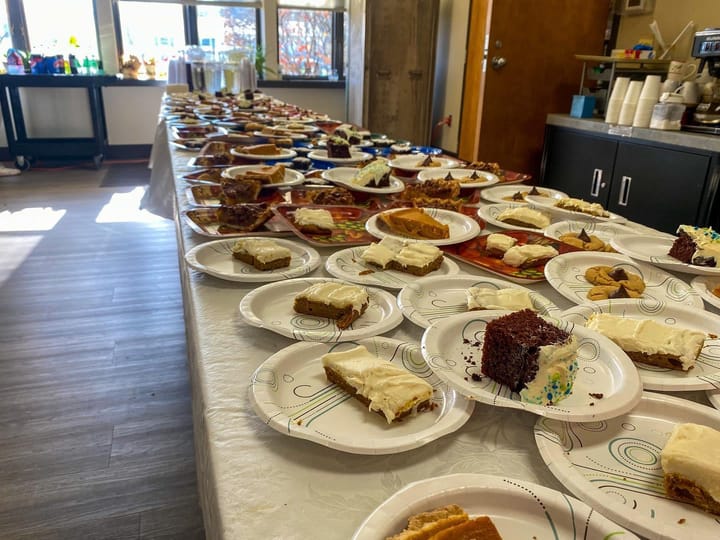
left=197, top=5, right=258, bottom=58
left=23, top=0, right=98, bottom=57
left=116, top=1, right=185, bottom=79
left=0, top=0, right=9, bottom=58
left=277, top=8, right=333, bottom=78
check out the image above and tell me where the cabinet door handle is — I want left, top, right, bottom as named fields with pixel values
left=590, top=168, right=603, bottom=197
left=618, top=175, right=632, bottom=207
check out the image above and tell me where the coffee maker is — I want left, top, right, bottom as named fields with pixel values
left=687, top=28, right=720, bottom=134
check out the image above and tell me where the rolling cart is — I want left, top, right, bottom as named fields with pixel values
left=0, top=74, right=107, bottom=170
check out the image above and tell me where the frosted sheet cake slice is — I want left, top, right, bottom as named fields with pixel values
left=321, top=345, right=433, bottom=423
left=293, top=282, right=369, bottom=330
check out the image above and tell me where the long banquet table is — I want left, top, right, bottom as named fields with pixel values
left=148, top=120, right=717, bottom=540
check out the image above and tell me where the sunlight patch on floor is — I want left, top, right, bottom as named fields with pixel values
left=95, top=187, right=166, bottom=224
left=0, top=235, right=43, bottom=286
left=0, top=207, right=66, bottom=232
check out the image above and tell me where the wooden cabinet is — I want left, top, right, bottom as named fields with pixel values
left=541, top=125, right=719, bottom=234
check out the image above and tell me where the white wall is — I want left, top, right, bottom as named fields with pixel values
left=103, top=86, right=165, bottom=145
left=432, top=0, right=470, bottom=154
left=258, top=86, right=347, bottom=121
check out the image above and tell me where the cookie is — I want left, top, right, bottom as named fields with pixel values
left=559, top=233, right=613, bottom=252
left=585, top=265, right=645, bottom=301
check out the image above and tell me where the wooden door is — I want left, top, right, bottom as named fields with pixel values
left=363, top=0, right=439, bottom=143
left=459, top=0, right=609, bottom=178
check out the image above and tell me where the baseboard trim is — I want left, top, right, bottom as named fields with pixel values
left=0, top=144, right=153, bottom=163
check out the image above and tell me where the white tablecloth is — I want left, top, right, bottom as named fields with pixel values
left=149, top=126, right=715, bottom=539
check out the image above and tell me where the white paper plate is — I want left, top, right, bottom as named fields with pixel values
left=535, top=391, right=720, bottom=540
left=477, top=203, right=556, bottom=233
left=320, top=167, right=405, bottom=194
left=561, top=300, right=720, bottom=391
left=708, top=389, right=720, bottom=409
left=352, top=473, right=639, bottom=540
left=307, top=149, right=372, bottom=164
left=525, top=195, right=627, bottom=223
left=691, top=275, right=720, bottom=310
left=387, top=154, right=461, bottom=172
left=249, top=337, right=474, bottom=455
left=480, top=185, right=569, bottom=204
left=612, top=234, right=720, bottom=276
left=421, top=310, right=642, bottom=421
left=184, top=238, right=320, bottom=283
left=416, top=168, right=499, bottom=189
left=398, top=274, right=560, bottom=329
left=230, top=147, right=297, bottom=160
left=544, top=252, right=703, bottom=309
left=325, top=245, right=460, bottom=290
left=238, top=277, right=403, bottom=342
left=366, top=208, right=481, bottom=246
left=220, top=165, right=305, bottom=188
left=544, top=220, right=635, bottom=245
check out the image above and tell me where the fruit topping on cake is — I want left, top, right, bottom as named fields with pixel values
left=378, top=208, right=450, bottom=240
left=480, top=309, right=578, bottom=405
left=293, top=208, right=335, bottom=235
left=466, top=287, right=534, bottom=311
left=231, top=238, right=291, bottom=271
left=485, top=233, right=517, bottom=256
left=361, top=237, right=444, bottom=276
left=293, top=282, right=369, bottom=329
left=502, top=244, right=559, bottom=268
left=661, top=423, right=720, bottom=516
left=352, top=160, right=391, bottom=188
left=387, top=504, right=503, bottom=540
left=669, top=225, right=720, bottom=267
left=496, top=207, right=551, bottom=229
left=584, top=265, right=645, bottom=301
left=554, top=197, right=609, bottom=217
left=321, top=345, right=433, bottom=423
left=585, top=313, right=705, bottom=371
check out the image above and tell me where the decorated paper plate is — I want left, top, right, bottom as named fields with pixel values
left=320, top=167, right=405, bottom=194
left=185, top=185, right=286, bottom=207
left=397, top=274, right=560, bottom=328
left=273, top=204, right=377, bottom=246
left=366, top=208, right=480, bottom=247
left=416, top=168, right=499, bottom=189
left=535, top=392, right=720, bottom=540
left=477, top=203, right=558, bottom=233
left=387, top=154, right=461, bottom=172
left=184, top=238, right=320, bottom=283
left=708, top=389, right=720, bottom=409
left=691, top=275, right=720, bottom=310
left=480, top=185, right=568, bottom=204
left=525, top=195, right=626, bottom=223
left=544, top=252, right=703, bottom=309
left=238, top=277, right=403, bottom=342
left=544, top=220, right=634, bottom=249
left=219, top=165, right=305, bottom=188
left=325, top=245, right=460, bottom=290
left=561, top=299, right=720, bottom=391
left=421, top=310, right=642, bottom=421
left=230, top=147, right=297, bottom=160
left=353, top=473, right=639, bottom=540
left=307, top=149, right=373, bottom=164
left=442, top=230, right=579, bottom=284
left=249, top=337, right=474, bottom=455
left=612, top=234, right=720, bottom=276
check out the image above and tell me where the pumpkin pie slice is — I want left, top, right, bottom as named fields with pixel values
left=379, top=208, right=450, bottom=240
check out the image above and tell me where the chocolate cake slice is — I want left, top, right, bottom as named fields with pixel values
left=480, top=309, right=578, bottom=405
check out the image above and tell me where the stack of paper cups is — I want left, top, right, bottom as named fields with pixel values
left=618, top=80, right=644, bottom=126
left=605, top=77, right=630, bottom=124
left=633, top=75, right=661, bottom=128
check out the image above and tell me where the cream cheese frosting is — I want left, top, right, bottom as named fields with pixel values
left=361, top=238, right=441, bottom=270
left=585, top=313, right=705, bottom=370
left=466, top=287, right=534, bottom=311
left=352, top=161, right=390, bottom=187
left=294, top=208, right=334, bottom=230
left=394, top=243, right=442, bottom=267
left=677, top=225, right=720, bottom=267
left=520, top=335, right=578, bottom=405
left=321, top=345, right=433, bottom=423
left=231, top=238, right=291, bottom=264
left=361, top=237, right=405, bottom=268
left=496, top=207, right=551, bottom=229
left=502, top=244, right=559, bottom=267
left=486, top=233, right=517, bottom=253
left=661, top=423, right=720, bottom=503
left=555, top=197, right=609, bottom=217
left=295, top=282, right=368, bottom=313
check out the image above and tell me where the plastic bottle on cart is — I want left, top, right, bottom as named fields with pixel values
left=6, top=49, right=25, bottom=74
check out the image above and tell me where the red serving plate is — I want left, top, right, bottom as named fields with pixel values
left=443, top=230, right=580, bottom=283
left=273, top=204, right=377, bottom=246
left=186, top=185, right=286, bottom=207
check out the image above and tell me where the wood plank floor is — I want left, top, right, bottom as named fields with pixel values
left=0, top=166, right=204, bottom=539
